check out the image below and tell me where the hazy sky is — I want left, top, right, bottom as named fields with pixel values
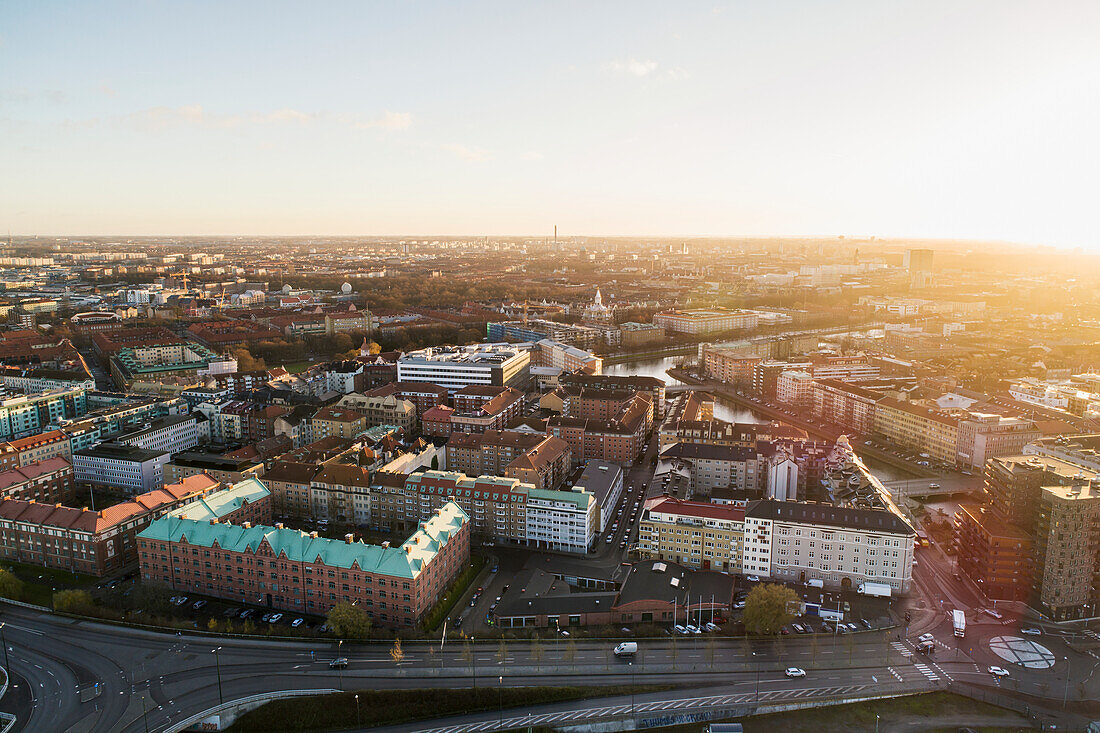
left=2, top=1, right=1098, bottom=248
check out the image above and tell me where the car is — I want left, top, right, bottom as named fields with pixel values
left=860, top=619, right=872, bottom=629
left=494, top=595, right=502, bottom=603
left=780, top=626, right=790, bottom=635
left=191, top=600, right=207, bottom=610
left=239, top=609, right=255, bottom=619
left=223, top=607, right=240, bottom=617
left=559, top=630, right=570, bottom=637
left=846, top=623, right=858, bottom=631
left=490, top=566, right=499, bottom=573
left=988, top=666, right=1010, bottom=678
left=1021, top=627, right=1042, bottom=636
left=705, top=622, right=720, bottom=632
left=260, top=613, right=273, bottom=623
left=605, top=536, right=614, bottom=544
left=785, top=667, right=806, bottom=678
left=329, top=658, right=348, bottom=669
left=470, top=599, right=477, bottom=607
left=928, top=482, right=941, bottom=489
left=269, top=613, right=283, bottom=623
left=734, top=600, right=745, bottom=609
left=673, top=624, right=687, bottom=634
left=291, top=618, right=305, bottom=627
left=790, top=623, right=805, bottom=634
left=918, top=633, right=935, bottom=643
left=982, top=608, right=1004, bottom=620
left=318, top=624, right=331, bottom=633
left=745, top=575, right=760, bottom=583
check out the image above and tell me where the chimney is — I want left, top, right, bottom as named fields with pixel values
left=344, top=533, right=354, bottom=544
left=55, top=502, right=63, bottom=508
left=381, top=540, right=390, bottom=549
left=405, top=545, right=410, bottom=554
left=210, top=519, right=218, bottom=526
left=241, top=521, right=250, bottom=529
left=275, top=522, right=284, bottom=529
left=309, top=531, right=318, bottom=538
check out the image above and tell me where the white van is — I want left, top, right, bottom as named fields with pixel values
left=614, top=642, right=638, bottom=657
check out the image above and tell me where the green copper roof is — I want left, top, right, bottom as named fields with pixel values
left=138, top=501, right=468, bottom=579
left=168, top=477, right=272, bottom=523
left=528, top=487, right=594, bottom=511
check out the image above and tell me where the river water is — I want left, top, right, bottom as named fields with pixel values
left=603, top=355, right=912, bottom=481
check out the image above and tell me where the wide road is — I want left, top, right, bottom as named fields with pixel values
left=0, top=600, right=1092, bottom=733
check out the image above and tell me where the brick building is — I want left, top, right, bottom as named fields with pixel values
left=137, top=501, right=470, bottom=627
left=0, top=457, right=75, bottom=503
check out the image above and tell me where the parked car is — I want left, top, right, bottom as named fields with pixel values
left=918, top=633, right=935, bottom=643
left=673, top=624, right=688, bottom=634
left=1021, top=627, right=1042, bottom=636
left=192, top=600, right=207, bottom=610
left=291, top=618, right=305, bottom=628
left=785, top=667, right=806, bottom=678
left=988, top=666, right=1010, bottom=678
left=704, top=622, right=720, bottom=632
left=745, top=575, right=760, bottom=583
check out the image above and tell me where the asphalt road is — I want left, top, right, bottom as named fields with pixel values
left=0, top=593, right=1093, bottom=733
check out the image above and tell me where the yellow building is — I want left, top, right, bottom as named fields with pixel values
left=873, top=397, right=959, bottom=464
left=638, top=496, right=744, bottom=572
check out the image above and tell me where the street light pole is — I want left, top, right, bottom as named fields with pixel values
left=1063, top=655, right=1071, bottom=710
left=338, top=639, right=344, bottom=691
left=355, top=694, right=361, bottom=726
left=0, top=623, right=10, bottom=674
left=212, top=647, right=224, bottom=705
left=629, top=661, right=635, bottom=716
left=498, top=675, right=503, bottom=724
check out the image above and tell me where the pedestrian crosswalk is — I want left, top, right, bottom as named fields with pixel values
left=912, top=662, right=939, bottom=681
left=891, top=641, right=911, bottom=658
left=888, top=667, right=904, bottom=682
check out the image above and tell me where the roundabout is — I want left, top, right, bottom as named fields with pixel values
left=988, top=635, right=1057, bottom=669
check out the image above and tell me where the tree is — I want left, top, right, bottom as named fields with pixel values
left=530, top=636, right=544, bottom=671
left=670, top=634, right=679, bottom=669
left=563, top=639, right=577, bottom=671
left=705, top=634, right=717, bottom=668
left=230, top=346, right=266, bottom=372
left=0, top=569, right=23, bottom=601
left=461, top=639, right=477, bottom=687
left=496, top=639, right=508, bottom=670
left=207, top=618, right=220, bottom=632
left=390, top=638, right=405, bottom=664
left=326, top=602, right=373, bottom=639
left=52, top=589, right=95, bottom=613
left=430, top=455, right=439, bottom=470
left=742, top=584, right=798, bottom=636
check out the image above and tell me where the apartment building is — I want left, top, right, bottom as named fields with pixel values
left=261, top=461, right=318, bottom=520
left=638, top=496, right=745, bottom=572
left=559, top=373, right=666, bottom=418
left=447, top=431, right=546, bottom=476
left=744, top=499, right=916, bottom=593
left=0, top=473, right=220, bottom=576
left=311, top=407, right=368, bottom=441
left=571, top=459, right=624, bottom=533
left=658, top=443, right=761, bottom=495
left=653, top=309, right=758, bottom=335
left=1, top=430, right=72, bottom=466
left=450, top=386, right=524, bottom=434
left=533, top=339, right=603, bottom=375
left=397, top=345, right=530, bottom=393
left=421, top=405, right=455, bottom=437
left=114, top=413, right=203, bottom=455
left=873, top=398, right=959, bottom=464
left=0, top=387, right=88, bottom=440
left=138, top=500, right=469, bottom=628
left=955, top=413, right=1040, bottom=470
left=548, top=393, right=651, bottom=467
left=700, top=346, right=762, bottom=387
left=362, top=381, right=448, bottom=421
left=336, top=393, right=416, bottom=433
left=525, top=488, right=597, bottom=554
left=953, top=504, right=1032, bottom=602
left=0, top=457, right=75, bottom=503
left=811, top=379, right=880, bottom=435
left=502, top=436, right=572, bottom=491
left=73, top=443, right=171, bottom=494
left=372, top=470, right=598, bottom=553
left=310, top=463, right=373, bottom=525
left=1032, top=483, right=1100, bottom=620
left=776, top=371, right=814, bottom=407
left=165, top=451, right=265, bottom=486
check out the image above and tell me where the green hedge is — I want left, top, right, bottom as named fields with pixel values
left=421, top=553, right=487, bottom=631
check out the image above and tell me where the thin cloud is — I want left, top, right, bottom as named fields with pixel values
left=520, top=151, right=544, bottom=161
left=442, top=143, right=490, bottom=161
left=605, top=58, right=659, bottom=77
left=1, top=88, right=67, bottom=103
left=62, top=105, right=412, bottom=133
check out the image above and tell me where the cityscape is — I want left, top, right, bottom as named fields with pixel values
left=3, top=2, right=1100, bottom=733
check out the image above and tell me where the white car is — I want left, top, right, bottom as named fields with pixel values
left=918, top=633, right=935, bottom=643
left=1021, top=627, right=1042, bottom=636
left=988, top=666, right=1010, bottom=678
left=785, top=667, right=806, bottom=678
left=982, top=608, right=1004, bottom=620
left=745, top=575, right=760, bottom=583
left=673, top=624, right=688, bottom=634
left=704, top=622, right=720, bottom=632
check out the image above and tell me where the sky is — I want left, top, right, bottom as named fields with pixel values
left=2, top=1, right=1099, bottom=249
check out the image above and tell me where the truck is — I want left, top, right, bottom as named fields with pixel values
left=614, top=642, right=638, bottom=657
left=857, top=582, right=892, bottom=598
left=806, top=578, right=824, bottom=589
left=953, top=609, right=966, bottom=637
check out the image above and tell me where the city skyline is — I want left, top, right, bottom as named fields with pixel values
left=3, top=1, right=1099, bottom=250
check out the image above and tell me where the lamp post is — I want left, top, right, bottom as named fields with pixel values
left=498, top=675, right=503, bottom=724
left=752, top=651, right=759, bottom=704
left=337, top=640, right=345, bottom=691
left=355, top=694, right=361, bottom=726
left=0, top=622, right=10, bottom=674
left=1063, top=655, right=1071, bottom=710
left=212, top=647, right=224, bottom=705
left=629, top=661, right=635, bottom=716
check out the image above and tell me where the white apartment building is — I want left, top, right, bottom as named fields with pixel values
left=653, top=309, right=759, bottom=335
left=524, top=487, right=596, bottom=554
left=397, top=345, right=530, bottom=393
left=73, top=443, right=170, bottom=494
left=776, top=371, right=814, bottom=407
left=744, top=499, right=915, bottom=593
left=534, top=339, right=603, bottom=375
left=115, top=414, right=202, bottom=455
left=658, top=443, right=762, bottom=495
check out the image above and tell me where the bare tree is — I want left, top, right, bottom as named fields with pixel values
left=530, top=636, right=544, bottom=671
left=563, top=639, right=577, bottom=671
